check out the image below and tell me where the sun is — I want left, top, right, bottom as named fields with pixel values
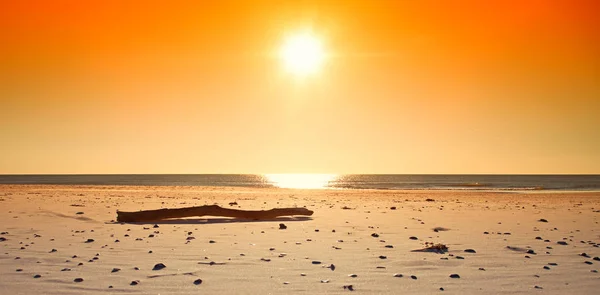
left=280, top=33, right=324, bottom=76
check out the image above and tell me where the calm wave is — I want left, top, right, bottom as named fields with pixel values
left=0, top=174, right=599, bottom=191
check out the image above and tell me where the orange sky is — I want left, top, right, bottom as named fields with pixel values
left=1, top=0, right=599, bottom=174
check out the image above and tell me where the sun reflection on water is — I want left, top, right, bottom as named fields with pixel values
left=264, top=174, right=337, bottom=189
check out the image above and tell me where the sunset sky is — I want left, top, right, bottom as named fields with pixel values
left=1, top=0, right=599, bottom=174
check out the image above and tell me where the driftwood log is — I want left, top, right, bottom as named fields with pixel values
left=116, top=205, right=313, bottom=222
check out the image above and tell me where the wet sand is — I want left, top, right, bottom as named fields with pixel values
left=0, top=185, right=599, bottom=294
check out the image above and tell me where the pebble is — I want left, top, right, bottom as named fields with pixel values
left=538, top=219, right=548, bottom=222
left=74, top=278, right=84, bottom=283
left=312, top=261, right=322, bottom=264
left=557, top=241, right=568, bottom=245
left=449, top=274, right=460, bottom=279
left=343, top=284, right=354, bottom=291
left=371, top=233, right=379, bottom=238
left=279, top=223, right=287, bottom=230
left=153, top=263, right=166, bottom=270
left=321, top=279, right=330, bottom=283
left=393, top=273, right=403, bottom=277
left=385, top=245, right=394, bottom=248
left=33, top=274, right=41, bottom=278
left=16, top=269, right=23, bottom=272
left=85, top=239, right=94, bottom=243
left=111, top=268, right=121, bottom=273
left=411, top=275, right=417, bottom=280
left=464, top=249, right=476, bottom=253
left=261, top=258, right=271, bottom=262
left=409, top=236, right=418, bottom=240
left=593, top=257, right=600, bottom=261
left=193, top=279, right=203, bottom=285
left=348, top=274, right=358, bottom=278
left=440, top=287, right=445, bottom=291
left=584, top=261, right=593, bottom=265
left=130, top=280, right=139, bottom=286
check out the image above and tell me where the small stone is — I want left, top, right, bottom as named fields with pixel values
left=390, top=206, right=396, bottom=210
left=409, top=236, right=418, bottom=240
left=321, top=279, right=330, bottom=283
left=410, top=275, right=417, bottom=279
left=527, top=250, right=537, bottom=255
left=312, top=261, right=322, bottom=264
left=534, top=286, right=543, bottom=289
left=50, top=249, right=57, bottom=253
left=543, top=266, right=550, bottom=270
left=134, top=267, right=139, bottom=270
left=61, top=268, right=71, bottom=271
left=74, top=278, right=84, bottom=282
left=464, top=249, right=476, bottom=253
left=343, top=284, right=354, bottom=291
left=478, top=267, right=485, bottom=271
left=371, top=233, right=379, bottom=238
left=33, top=274, right=41, bottom=278
left=130, top=280, right=139, bottom=286
left=16, top=269, right=23, bottom=272
left=538, top=219, right=548, bottom=222
left=85, top=239, right=94, bottom=243
left=593, top=257, right=600, bottom=261
left=209, top=240, right=215, bottom=243
left=393, top=273, right=403, bottom=277
left=76, top=212, right=84, bottom=215
left=385, top=245, right=394, bottom=248
left=111, top=268, right=121, bottom=273
left=535, top=237, right=543, bottom=240
left=348, top=274, right=357, bottom=278
left=584, top=261, right=593, bottom=265
left=153, top=224, right=159, bottom=228
left=557, top=241, right=568, bottom=245
left=449, top=274, right=460, bottom=278
left=152, top=263, right=166, bottom=270
left=261, top=258, right=271, bottom=262
left=379, top=255, right=387, bottom=259
left=440, top=287, right=445, bottom=291
left=0, top=237, right=6, bottom=242
left=193, top=279, right=203, bottom=285
left=456, top=256, right=465, bottom=260
left=279, top=223, right=287, bottom=230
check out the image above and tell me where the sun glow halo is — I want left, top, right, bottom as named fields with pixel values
left=280, top=33, right=324, bottom=76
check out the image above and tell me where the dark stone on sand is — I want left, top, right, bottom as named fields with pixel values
left=153, top=224, right=159, bottom=228
left=534, top=286, right=543, bottom=289
left=409, top=236, right=418, bottom=240
left=78, top=262, right=83, bottom=266
left=483, top=232, right=489, bottom=234
left=449, top=274, right=460, bottom=278
left=543, top=266, right=550, bottom=270
left=527, top=250, right=537, bottom=255
left=456, top=256, right=465, bottom=259
left=548, top=263, right=558, bottom=266
left=209, top=240, right=215, bottom=243
left=111, top=268, right=121, bottom=273
left=390, top=207, right=396, bottom=210
left=584, top=261, right=593, bottom=265
left=130, top=280, right=139, bottom=285
left=393, top=273, right=403, bottom=277
left=50, top=249, right=57, bottom=253
left=538, top=219, right=548, bottom=222
left=440, top=287, right=445, bottom=291
left=33, top=274, right=41, bottom=278
left=379, top=255, right=387, bottom=259
left=85, top=239, right=94, bottom=243
left=411, top=275, right=417, bottom=279
left=343, top=284, right=354, bottom=291
left=479, top=268, right=485, bottom=271
left=0, top=237, right=6, bottom=242
left=385, top=245, right=394, bottom=248
left=16, top=269, right=23, bottom=272
left=312, top=261, right=322, bottom=264
left=194, top=279, right=203, bottom=285
left=426, top=198, right=435, bottom=202
left=76, top=212, right=84, bottom=215
left=74, top=278, right=84, bottom=282
left=371, top=233, right=379, bottom=238
left=535, top=237, right=542, bottom=240
left=61, top=268, right=71, bottom=271
left=593, top=257, right=600, bottom=261
left=279, top=223, right=287, bottom=230
left=464, top=249, right=476, bottom=253
left=153, top=263, right=166, bottom=270
left=557, top=241, right=568, bottom=245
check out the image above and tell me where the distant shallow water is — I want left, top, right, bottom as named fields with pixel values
left=0, top=174, right=599, bottom=191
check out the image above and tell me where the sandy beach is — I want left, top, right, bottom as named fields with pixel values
left=1, top=185, right=599, bottom=294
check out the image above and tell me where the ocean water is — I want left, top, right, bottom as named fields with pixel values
left=0, top=174, right=599, bottom=191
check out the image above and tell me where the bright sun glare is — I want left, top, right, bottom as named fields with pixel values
left=280, top=33, right=324, bottom=76
left=265, top=174, right=336, bottom=189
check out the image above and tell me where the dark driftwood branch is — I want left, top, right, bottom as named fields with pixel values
left=116, top=205, right=314, bottom=222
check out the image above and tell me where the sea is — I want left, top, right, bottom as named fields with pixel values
left=0, top=174, right=599, bottom=191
